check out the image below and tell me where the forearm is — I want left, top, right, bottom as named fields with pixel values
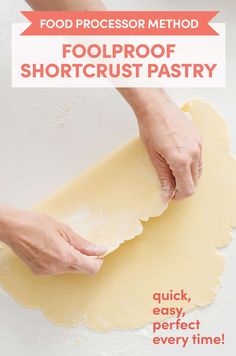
left=118, top=88, right=170, bottom=119
left=26, top=0, right=106, bottom=11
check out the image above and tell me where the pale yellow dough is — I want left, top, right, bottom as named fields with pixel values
left=34, top=138, right=167, bottom=254
left=0, top=99, right=236, bottom=331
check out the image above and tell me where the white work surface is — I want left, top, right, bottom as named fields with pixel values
left=0, top=1, right=235, bottom=355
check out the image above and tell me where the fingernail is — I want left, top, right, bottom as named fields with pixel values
left=90, top=259, right=103, bottom=275
left=85, top=245, right=107, bottom=254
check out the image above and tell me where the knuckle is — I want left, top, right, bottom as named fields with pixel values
left=30, top=255, right=66, bottom=276
left=183, top=187, right=195, bottom=198
left=68, top=254, right=82, bottom=271
left=58, top=250, right=70, bottom=264
left=41, top=264, right=62, bottom=276
left=89, top=260, right=102, bottom=275
left=190, top=147, right=200, bottom=160
left=31, top=266, right=47, bottom=276
left=61, top=223, right=72, bottom=232
left=86, top=266, right=97, bottom=276
left=82, top=259, right=100, bottom=275
left=173, top=154, right=189, bottom=168
left=46, top=266, right=60, bottom=276
left=69, top=253, right=101, bottom=275
left=197, top=135, right=203, bottom=146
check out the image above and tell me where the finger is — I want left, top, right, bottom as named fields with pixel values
left=190, top=144, right=201, bottom=187
left=173, top=162, right=195, bottom=200
left=198, top=145, right=203, bottom=179
left=190, top=160, right=198, bottom=188
left=69, top=250, right=103, bottom=275
left=61, top=226, right=107, bottom=257
left=152, top=155, right=176, bottom=203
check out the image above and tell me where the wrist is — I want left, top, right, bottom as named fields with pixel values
left=0, top=205, right=21, bottom=245
left=119, top=88, right=168, bottom=117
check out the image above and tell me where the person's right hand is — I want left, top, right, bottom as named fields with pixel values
left=121, top=88, right=203, bottom=202
left=136, top=90, right=203, bottom=202
left=0, top=206, right=106, bottom=276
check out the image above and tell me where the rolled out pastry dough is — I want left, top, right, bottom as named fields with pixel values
left=34, top=138, right=167, bottom=254
left=0, top=99, right=236, bottom=331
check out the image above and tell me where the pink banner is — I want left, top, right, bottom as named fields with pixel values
left=21, top=11, right=219, bottom=36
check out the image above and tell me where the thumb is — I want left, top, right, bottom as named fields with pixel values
left=153, top=155, right=176, bottom=203
left=60, top=225, right=107, bottom=257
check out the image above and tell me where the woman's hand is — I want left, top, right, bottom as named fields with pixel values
left=119, top=88, right=203, bottom=202
left=0, top=206, right=106, bottom=276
